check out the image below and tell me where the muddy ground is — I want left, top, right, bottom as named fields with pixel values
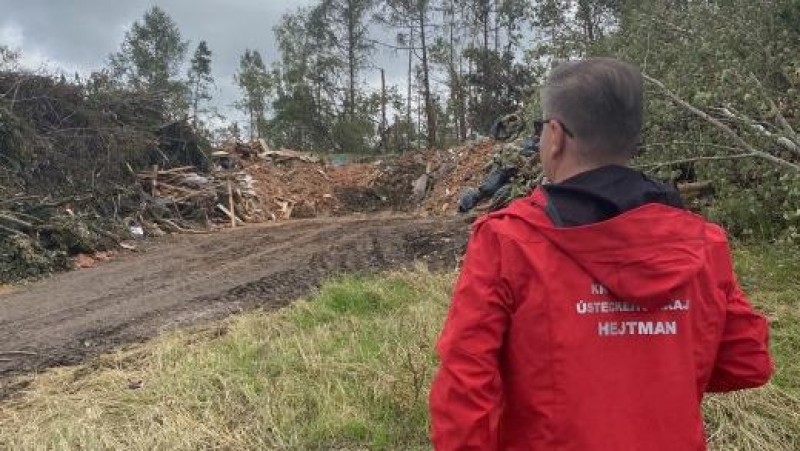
left=0, top=214, right=468, bottom=392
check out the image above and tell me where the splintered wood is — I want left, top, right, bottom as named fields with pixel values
left=136, top=167, right=260, bottom=227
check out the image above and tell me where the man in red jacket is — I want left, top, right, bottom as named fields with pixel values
left=429, top=58, right=773, bottom=451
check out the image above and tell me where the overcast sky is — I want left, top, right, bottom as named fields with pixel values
left=0, top=0, right=403, bottom=123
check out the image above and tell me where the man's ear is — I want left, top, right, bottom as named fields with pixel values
left=549, top=120, right=566, bottom=159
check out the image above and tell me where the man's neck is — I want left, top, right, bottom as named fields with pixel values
left=552, top=163, right=621, bottom=184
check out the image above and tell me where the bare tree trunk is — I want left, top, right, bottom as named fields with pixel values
left=578, top=0, right=596, bottom=44
left=447, top=1, right=467, bottom=142
left=448, top=3, right=457, bottom=142
left=407, top=24, right=414, bottom=150
left=419, top=9, right=436, bottom=148
left=393, top=113, right=400, bottom=149
left=458, top=55, right=467, bottom=141
left=192, top=83, right=199, bottom=128
left=467, top=42, right=475, bottom=136
left=249, top=106, right=256, bottom=141
left=380, top=68, right=387, bottom=152
left=494, top=0, right=500, bottom=52
left=417, top=94, right=422, bottom=148
left=347, top=0, right=356, bottom=117
left=482, top=0, right=490, bottom=51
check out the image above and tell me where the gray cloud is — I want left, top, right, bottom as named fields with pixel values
left=0, top=0, right=314, bottom=121
left=0, top=0, right=416, bottom=123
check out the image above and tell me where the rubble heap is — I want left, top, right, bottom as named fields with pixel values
left=0, top=197, right=125, bottom=282
left=246, top=159, right=341, bottom=219
left=418, top=139, right=496, bottom=215
left=237, top=138, right=499, bottom=220
left=136, top=167, right=259, bottom=227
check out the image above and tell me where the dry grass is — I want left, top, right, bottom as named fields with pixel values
left=0, top=245, right=797, bottom=450
left=703, top=244, right=800, bottom=450
left=0, top=267, right=452, bottom=450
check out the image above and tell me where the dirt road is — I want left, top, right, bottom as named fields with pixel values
left=0, top=215, right=468, bottom=383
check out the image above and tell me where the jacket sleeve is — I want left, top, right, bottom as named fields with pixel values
left=706, top=242, right=774, bottom=393
left=429, top=220, right=512, bottom=451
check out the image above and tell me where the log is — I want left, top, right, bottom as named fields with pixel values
left=677, top=181, right=715, bottom=204
left=155, top=218, right=209, bottom=234
left=151, top=165, right=158, bottom=196
left=0, top=224, right=24, bottom=235
left=216, top=204, right=243, bottom=225
left=0, top=351, right=37, bottom=356
left=0, top=213, right=34, bottom=231
left=227, top=179, right=235, bottom=228
left=262, top=150, right=320, bottom=164
left=258, top=138, right=271, bottom=153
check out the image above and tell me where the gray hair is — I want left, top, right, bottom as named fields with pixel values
left=541, top=58, right=643, bottom=156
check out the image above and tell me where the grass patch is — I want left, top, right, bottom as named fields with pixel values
left=0, top=267, right=453, bottom=450
left=0, top=245, right=798, bottom=450
left=702, top=244, right=800, bottom=450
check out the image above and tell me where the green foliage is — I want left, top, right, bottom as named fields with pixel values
left=332, top=114, right=378, bottom=153
left=269, top=83, right=336, bottom=151
left=235, top=49, right=274, bottom=140
left=0, top=234, right=69, bottom=282
left=269, top=5, right=379, bottom=152
left=589, top=0, right=800, bottom=241
left=316, top=0, right=376, bottom=116
left=464, top=48, right=534, bottom=133
left=108, top=6, right=190, bottom=118
left=187, top=40, right=214, bottom=127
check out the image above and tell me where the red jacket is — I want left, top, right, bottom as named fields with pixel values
left=430, top=187, right=773, bottom=451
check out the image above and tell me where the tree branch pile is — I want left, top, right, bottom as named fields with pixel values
left=0, top=71, right=214, bottom=281
left=135, top=166, right=260, bottom=230
left=0, top=196, right=126, bottom=283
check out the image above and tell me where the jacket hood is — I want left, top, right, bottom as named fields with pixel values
left=493, top=190, right=707, bottom=310
left=541, top=165, right=685, bottom=227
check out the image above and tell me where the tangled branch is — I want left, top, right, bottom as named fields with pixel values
left=643, top=73, right=799, bottom=171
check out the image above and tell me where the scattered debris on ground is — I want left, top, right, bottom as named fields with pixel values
left=0, top=196, right=129, bottom=283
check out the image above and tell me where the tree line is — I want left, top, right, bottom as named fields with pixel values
left=4, top=1, right=798, bottom=162
left=2, top=2, right=629, bottom=153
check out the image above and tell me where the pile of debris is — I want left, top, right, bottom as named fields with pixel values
left=0, top=71, right=222, bottom=281
left=417, top=139, right=496, bottom=215
left=136, top=166, right=260, bottom=229
left=236, top=138, right=498, bottom=220
left=0, top=197, right=126, bottom=283
left=246, top=158, right=343, bottom=219
left=335, top=158, right=430, bottom=213
left=0, top=72, right=208, bottom=200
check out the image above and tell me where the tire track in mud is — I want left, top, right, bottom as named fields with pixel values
left=0, top=215, right=468, bottom=386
